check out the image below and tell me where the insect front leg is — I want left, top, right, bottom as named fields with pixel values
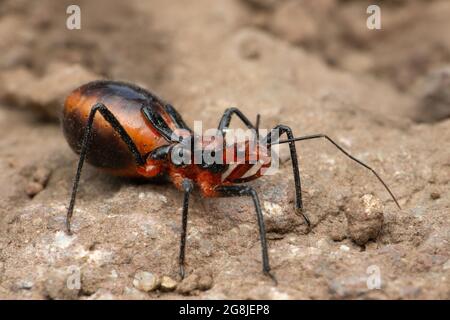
left=65, top=102, right=145, bottom=234
left=263, top=125, right=310, bottom=228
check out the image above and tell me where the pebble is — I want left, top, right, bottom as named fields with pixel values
left=17, top=280, right=33, bottom=290
left=160, top=276, right=178, bottom=292
left=133, top=271, right=160, bottom=292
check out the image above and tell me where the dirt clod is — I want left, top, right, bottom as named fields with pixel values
left=430, top=192, right=441, bottom=200
left=25, top=166, right=51, bottom=197
left=177, top=274, right=200, bottom=295
left=197, top=274, right=214, bottom=291
left=43, top=269, right=80, bottom=300
left=345, top=194, right=384, bottom=246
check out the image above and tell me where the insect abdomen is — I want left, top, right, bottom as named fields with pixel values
left=62, top=81, right=168, bottom=177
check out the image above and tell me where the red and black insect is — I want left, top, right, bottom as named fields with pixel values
left=62, top=80, right=400, bottom=282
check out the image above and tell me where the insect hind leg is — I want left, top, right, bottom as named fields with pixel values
left=65, top=102, right=144, bottom=234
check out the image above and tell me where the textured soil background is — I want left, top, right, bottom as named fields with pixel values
left=0, top=0, right=449, bottom=299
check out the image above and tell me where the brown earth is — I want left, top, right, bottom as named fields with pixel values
left=0, top=0, right=449, bottom=299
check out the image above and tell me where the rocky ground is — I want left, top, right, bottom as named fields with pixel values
left=0, top=0, right=449, bottom=299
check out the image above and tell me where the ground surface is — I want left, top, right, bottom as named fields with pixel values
left=0, top=0, right=449, bottom=299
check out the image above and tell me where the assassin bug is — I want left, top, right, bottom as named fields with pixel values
left=62, top=80, right=400, bottom=282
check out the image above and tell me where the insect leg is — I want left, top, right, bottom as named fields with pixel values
left=215, top=185, right=277, bottom=284
left=218, top=107, right=258, bottom=137
left=263, top=125, right=310, bottom=228
left=66, top=102, right=145, bottom=234
left=178, top=179, right=194, bottom=279
left=276, top=134, right=401, bottom=209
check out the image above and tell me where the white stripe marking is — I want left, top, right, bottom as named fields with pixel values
left=221, top=163, right=239, bottom=182
left=241, top=161, right=263, bottom=179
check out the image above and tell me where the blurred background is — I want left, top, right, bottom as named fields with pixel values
left=1, top=0, right=450, bottom=122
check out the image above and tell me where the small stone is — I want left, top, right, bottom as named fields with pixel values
left=339, top=245, right=350, bottom=252
left=133, top=271, right=160, bottom=292
left=345, top=194, right=384, bottom=246
left=17, top=280, right=33, bottom=290
left=160, top=276, right=177, bottom=292
left=176, top=274, right=200, bottom=295
left=430, top=192, right=440, bottom=200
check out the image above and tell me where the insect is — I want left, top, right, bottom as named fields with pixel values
left=62, top=80, right=400, bottom=283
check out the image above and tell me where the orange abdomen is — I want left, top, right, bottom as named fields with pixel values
left=62, top=81, right=170, bottom=177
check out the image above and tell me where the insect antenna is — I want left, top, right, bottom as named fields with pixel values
left=271, top=134, right=401, bottom=209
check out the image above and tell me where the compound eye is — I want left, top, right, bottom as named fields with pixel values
left=170, top=144, right=191, bottom=167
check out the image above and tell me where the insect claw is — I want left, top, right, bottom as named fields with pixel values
left=65, top=219, right=73, bottom=235
left=264, top=270, right=278, bottom=286
left=179, top=264, right=185, bottom=280
left=295, top=207, right=311, bottom=229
